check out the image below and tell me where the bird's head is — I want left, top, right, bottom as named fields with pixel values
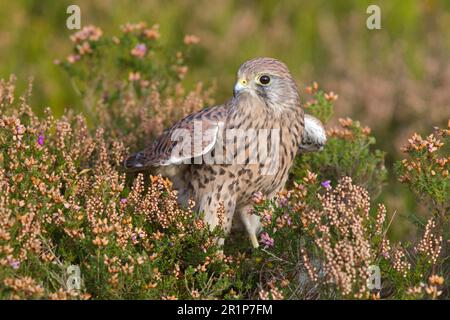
left=233, top=57, right=300, bottom=110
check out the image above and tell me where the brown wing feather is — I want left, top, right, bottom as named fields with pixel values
left=124, top=102, right=230, bottom=171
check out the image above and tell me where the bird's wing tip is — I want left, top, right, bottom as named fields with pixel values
left=122, top=152, right=148, bottom=172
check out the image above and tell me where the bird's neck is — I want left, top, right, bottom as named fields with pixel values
left=228, top=95, right=301, bottom=130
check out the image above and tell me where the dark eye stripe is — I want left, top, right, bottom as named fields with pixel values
left=259, top=75, right=270, bottom=85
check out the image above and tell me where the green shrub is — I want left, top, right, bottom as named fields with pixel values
left=292, top=85, right=387, bottom=197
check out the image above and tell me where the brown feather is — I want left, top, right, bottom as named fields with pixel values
left=123, top=103, right=230, bottom=171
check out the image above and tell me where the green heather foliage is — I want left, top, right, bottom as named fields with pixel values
left=292, top=87, right=387, bottom=197
left=0, top=24, right=448, bottom=300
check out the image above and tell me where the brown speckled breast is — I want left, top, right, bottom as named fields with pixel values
left=188, top=94, right=304, bottom=210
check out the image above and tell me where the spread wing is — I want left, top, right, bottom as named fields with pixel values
left=299, top=114, right=327, bottom=152
left=124, top=103, right=230, bottom=171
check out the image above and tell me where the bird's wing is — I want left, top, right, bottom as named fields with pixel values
left=124, top=103, right=229, bottom=171
left=299, top=114, right=327, bottom=152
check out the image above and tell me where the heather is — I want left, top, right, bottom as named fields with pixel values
left=0, top=16, right=449, bottom=299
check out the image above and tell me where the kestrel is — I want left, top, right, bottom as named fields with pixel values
left=124, top=57, right=326, bottom=248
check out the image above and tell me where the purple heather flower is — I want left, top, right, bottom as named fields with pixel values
left=9, top=259, right=20, bottom=270
left=37, top=134, right=44, bottom=146
left=260, top=232, right=274, bottom=248
left=285, top=215, right=292, bottom=226
left=263, top=213, right=272, bottom=222
left=16, top=125, right=25, bottom=135
left=120, top=198, right=127, bottom=205
left=277, top=197, right=288, bottom=207
left=131, top=43, right=147, bottom=58
left=321, top=180, right=331, bottom=189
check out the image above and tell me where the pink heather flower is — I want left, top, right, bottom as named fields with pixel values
left=285, top=215, right=292, bottom=226
left=128, top=72, right=141, bottom=81
left=120, top=198, right=127, bottom=205
left=16, top=125, right=25, bottom=135
left=251, top=191, right=265, bottom=204
left=67, top=54, right=81, bottom=64
left=260, top=232, right=274, bottom=248
left=321, top=180, right=331, bottom=189
left=70, top=25, right=102, bottom=43
left=184, top=34, right=200, bottom=45
left=263, top=212, right=272, bottom=223
left=131, top=43, right=147, bottom=58
left=37, top=134, right=44, bottom=146
left=9, top=259, right=20, bottom=270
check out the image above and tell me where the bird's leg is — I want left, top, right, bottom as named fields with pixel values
left=238, top=205, right=261, bottom=248
left=199, top=194, right=236, bottom=248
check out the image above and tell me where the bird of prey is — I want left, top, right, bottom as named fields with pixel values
left=124, top=57, right=326, bottom=248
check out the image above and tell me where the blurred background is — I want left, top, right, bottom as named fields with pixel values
left=0, top=0, right=449, bottom=240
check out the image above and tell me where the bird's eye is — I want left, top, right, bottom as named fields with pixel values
left=258, top=75, right=271, bottom=85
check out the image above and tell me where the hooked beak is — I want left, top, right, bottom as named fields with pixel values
left=233, top=78, right=248, bottom=98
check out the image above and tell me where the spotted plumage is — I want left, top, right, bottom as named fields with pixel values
left=124, top=57, right=326, bottom=248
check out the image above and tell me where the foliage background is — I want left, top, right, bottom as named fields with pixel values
left=0, top=0, right=449, bottom=241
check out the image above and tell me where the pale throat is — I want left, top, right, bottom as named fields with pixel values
left=230, top=94, right=280, bottom=128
